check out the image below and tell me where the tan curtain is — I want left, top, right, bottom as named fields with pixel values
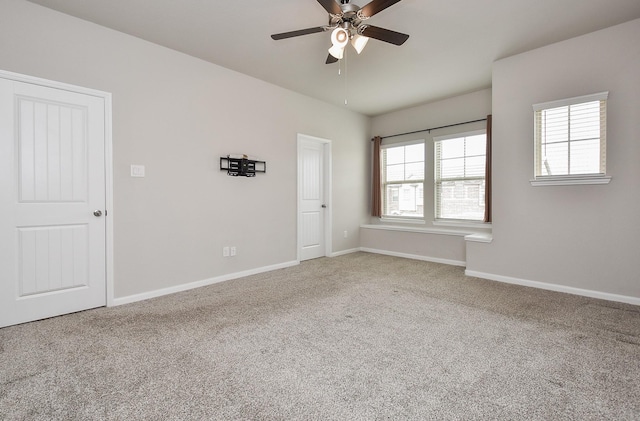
left=371, top=136, right=382, bottom=217
left=483, top=115, right=492, bottom=223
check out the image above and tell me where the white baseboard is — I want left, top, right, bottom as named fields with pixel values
left=465, top=270, right=640, bottom=306
left=111, top=260, right=300, bottom=307
left=330, top=248, right=361, bottom=257
left=360, top=247, right=466, bottom=267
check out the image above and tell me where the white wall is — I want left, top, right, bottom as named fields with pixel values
left=467, top=19, right=640, bottom=301
left=0, top=0, right=370, bottom=299
left=362, top=89, right=492, bottom=263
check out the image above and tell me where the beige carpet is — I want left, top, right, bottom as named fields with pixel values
left=1, top=252, right=639, bottom=420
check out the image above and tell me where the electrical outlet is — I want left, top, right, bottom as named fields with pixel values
left=230, top=246, right=237, bottom=256
left=344, top=230, right=348, bottom=238
left=223, top=246, right=229, bottom=257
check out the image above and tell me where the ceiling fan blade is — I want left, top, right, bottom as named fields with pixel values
left=317, top=0, right=343, bottom=15
left=360, top=25, right=409, bottom=46
left=271, top=26, right=326, bottom=40
left=326, top=53, right=338, bottom=64
left=359, top=0, right=402, bottom=18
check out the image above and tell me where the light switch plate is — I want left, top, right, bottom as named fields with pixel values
left=131, top=165, right=145, bottom=177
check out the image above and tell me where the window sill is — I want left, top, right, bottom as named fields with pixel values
left=379, top=217, right=426, bottom=225
left=530, top=175, right=611, bottom=186
left=433, top=219, right=491, bottom=230
left=362, top=224, right=469, bottom=237
left=464, top=233, right=493, bottom=243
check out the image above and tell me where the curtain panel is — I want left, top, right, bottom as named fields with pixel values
left=371, top=136, right=382, bottom=217
left=483, top=115, right=492, bottom=223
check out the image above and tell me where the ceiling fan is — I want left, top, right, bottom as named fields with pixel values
left=271, top=0, right=409, bottom=64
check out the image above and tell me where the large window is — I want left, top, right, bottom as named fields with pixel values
left=381, top=141, right=425, bottom=218
left=533, top=92, right=608, bottom=183
left=434, top=130, right=486, bottom=221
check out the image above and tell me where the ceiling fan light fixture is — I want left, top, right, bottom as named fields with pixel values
left=351, top=34, right=369, bottom=54
left=330, top=27, right=349, bottom=48
left=270, top=0, right=410, bottom=64
left=328, top=44, right=345, bottom=60
left=329, top=27, right=349, bottom=59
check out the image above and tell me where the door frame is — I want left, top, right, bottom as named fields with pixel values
left=297, top=133, right=332, bottom=262
left=0, top=69, right=114, bottom=307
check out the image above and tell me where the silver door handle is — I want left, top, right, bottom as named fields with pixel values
left=93, top=210, right=102, bottom=217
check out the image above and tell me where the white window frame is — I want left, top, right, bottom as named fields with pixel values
left=531, top=92, right=611, bottom=186
left=434, top=129, right=487, bottom=222
left=380, top=139, right=425, bottom=221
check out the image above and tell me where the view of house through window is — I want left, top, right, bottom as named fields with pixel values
left=434, top=131, right=486, bottom=221
left=382, top=142, right=425, bottom=218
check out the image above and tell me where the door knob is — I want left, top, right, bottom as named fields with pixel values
left=321, top=204, right=327, bottom=208
left=93, top=210, right=102, bottom=217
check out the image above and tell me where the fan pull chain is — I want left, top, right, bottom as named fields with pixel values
left=343, top=48, right=348, bottom=106
left=336, top=50, right=348, bottom=106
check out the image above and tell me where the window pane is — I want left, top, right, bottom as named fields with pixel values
left=466, top=156, right=486, bottom=178
left=440, top=158, right=464, bottom=179
left=570, top=138, right=600, bottom=174
left=437, top=179, right=485, bottom=220
left=405, top=162, right=424, bottom=181
left=542, top=142, right=568, bottom=176
left=465, top=135, right=486, bottom=156
left=385, top=184, right=401, bottom=215
left=405, top=143, right=424, bottom=163
left=440, top=138, right=465, bottom=159
left=386, top=163, right=404, bottom=182
left=570, top=101, right=600, bottom=141
left=385, top=147, right=404, bottom=165
left=384, top=182, right=423, bottom=217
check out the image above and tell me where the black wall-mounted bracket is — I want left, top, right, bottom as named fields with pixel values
left=220, top=155, right=266, bottom=177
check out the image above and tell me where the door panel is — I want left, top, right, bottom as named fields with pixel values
left=18, top=99, right=87, bottom=203
left=18, top=224, right=88, bottom=296
left=0, top=78, right=106, bottom=327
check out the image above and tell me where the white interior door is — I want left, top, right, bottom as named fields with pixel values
left=298, top=134, right=330, bottom=261
left=0, top=77, right=107, bottom=328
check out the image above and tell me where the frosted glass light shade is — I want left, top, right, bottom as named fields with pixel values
left=331, top=28, right=349, bottom=47
left=351, top=34, right=369, bottom=54
left=329, top=27, right=349, bottom=59
left=328, top=44, right=345, bottom=59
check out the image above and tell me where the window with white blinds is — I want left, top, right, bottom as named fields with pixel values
left=381, top=141, right=425, bottom=218
left=533, top=92, right=608, bottom=180
left=434, top=130, right=486, bottom=221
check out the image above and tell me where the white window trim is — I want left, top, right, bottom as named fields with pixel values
left=433, top=129, right=486, bottom=143
left=379, top=216, right=426, bottom=225
left=532, top=91, right=608, bottom=112
left=531, top=92, right=610, bottom=186
left=381, top=139, right=426, bottom=220
left=433, top=219, right=491, bottom=229
left=381, top=139, right=425, bottom=149
left=530, top=174, right=611, bottom=186
left=433, top=129, right=487, bottom=222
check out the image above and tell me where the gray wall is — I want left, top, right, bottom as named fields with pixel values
left=467, top=19, right=640, bottom=300
left=0, top=0, right=370, bottom=299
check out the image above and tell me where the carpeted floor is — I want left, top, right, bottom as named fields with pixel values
left=1, top=252, right=639, bottom=420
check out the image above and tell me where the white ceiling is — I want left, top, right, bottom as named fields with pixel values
left=26, top=0, right=640, bottom=116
